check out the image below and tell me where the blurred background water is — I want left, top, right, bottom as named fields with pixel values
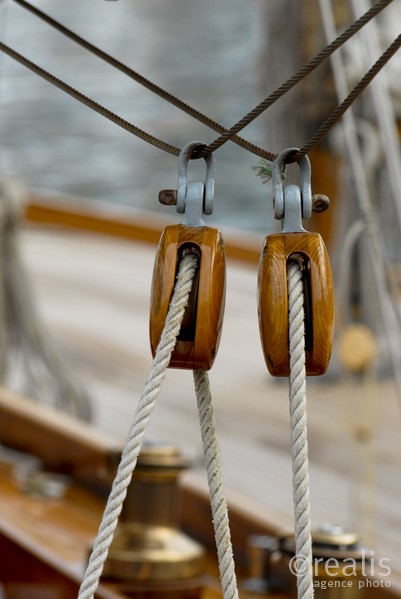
left=0, top=0, right=280, bottom=233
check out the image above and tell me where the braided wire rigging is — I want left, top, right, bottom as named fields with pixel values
left=10, top=0, right=394, bottom=161
left=0, top=0, right=399, bottom=163
left=296, top=32, right=401, bottom=161
left=0, top=41, right=181, bottom=157
left=194, top=0, right=395, bottom=159
left=10, top=0, right=264, bottom=159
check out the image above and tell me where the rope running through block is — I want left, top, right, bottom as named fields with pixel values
left=287, top=260, right=314, bottom=599
left=77, top=252, right=199, bottom=599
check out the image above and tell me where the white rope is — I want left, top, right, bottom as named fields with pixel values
left=77, top=252, right=199, bottom=599
left=0, top=178, right=92, bottom=420
left=335, top=219, right=364, bottom=329
left=193, top=369, right=239, bottom=599
left=287, top=260, right=314, bottom=599
left=319, top=0, right=401, bottom=416
left=350, top=0, right=401, bottom=237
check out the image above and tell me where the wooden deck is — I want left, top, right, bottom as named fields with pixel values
left=14, top=221, right=401, bottom=578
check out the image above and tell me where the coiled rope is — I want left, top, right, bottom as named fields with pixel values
left=287, top=260, right=313, bottom=599
left=77, top=252, right=239, bottom=599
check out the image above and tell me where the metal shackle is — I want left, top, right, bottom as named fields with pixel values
left=177, top=141, right=216, bottom=217
left=272, top=147, right=312, bottom=223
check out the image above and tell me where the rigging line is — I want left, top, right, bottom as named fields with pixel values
left=9, top=0, right=395, bottom=163
left=11, top=0, right=265, bottom=160
left=350, top=0, right=401, bottom=241
left=287, top=260, right=314, bottom=599
left=0, top=33, right=400, bottom=165
left=318, top=0, right=401, bottom=416
left=0, top=0, right=10, bottom=172
left=77, top=252, right=199, bottom=599
left=0, top=41, right=181, bottom=157
left=193, top=0, right=395, bottom=159
left=194, top=370, right=239, bottom=599
left=296, top=32, right=401, bottom=160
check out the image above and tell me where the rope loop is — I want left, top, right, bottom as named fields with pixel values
left=77, top=251, right=199, bottom=599
left=77, top=251, right=238, bottom=599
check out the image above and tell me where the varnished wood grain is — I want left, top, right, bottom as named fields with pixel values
left=258, top=232, right=334, bottom=377
left=0, top=472, right=127, bottom=599
left=0, top=388, right=122, bottom=488
left=149, top=225, right=226, bottom=370
left=0, top=454, right=398, bottom=599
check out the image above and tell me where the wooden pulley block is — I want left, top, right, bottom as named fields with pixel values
left=258, top=231, right=334, bottom=377
left=150, top=224, right=226, bottom=370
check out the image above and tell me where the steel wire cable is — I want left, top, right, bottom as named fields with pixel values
left=11, top=0, right=394, bottom=162
left=0, top=10, right=400, bottom=162
left=0, top=41, right=182, bottom=156
left=193, top=0, right=396, bottom=159
left=294, top=32, right=401, bottom=162
left=11, top=0, right=264, bottom=158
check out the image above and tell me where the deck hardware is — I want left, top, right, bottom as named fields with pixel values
left=243, top=535, right=280, bottom=595
left=279, top=525, right=365, bottom=598
left=312, top=193, right=330, bottom=213
left=102, top=441, right=205, bottom=594
left=150, top=142, right=226, bottom=370
left=273, top=147, right=313, bottom=223
left=258, top=148, right=334, bottom=376
left=177, top=141, right=215, bottom=217
left=158, top=188, right=177, bottom=206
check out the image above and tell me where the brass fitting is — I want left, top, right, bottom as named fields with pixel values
left=281, top=524, right=366, bottom=598
left=102, top=441, right=206, bottom=594
left=244, top=524, right=370, bottom=598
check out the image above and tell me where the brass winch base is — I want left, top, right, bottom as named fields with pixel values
left=101, top=442, right=205, bottom=594
left=103, top=523, right=205, bottom=581
left=244, top=524, right=369, bottom=598
left=281, top=524, right=366, bottom=598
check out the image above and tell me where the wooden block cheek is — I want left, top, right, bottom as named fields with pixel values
left=258, top=250, right=313, bottom=361
left=287, top=245, right=333, bottom=353
left=258, top=232, right=334, bottom=376
left=150, top=228, right=182, bottom=339
left=177, top=231, right=226, bottom=369
left=191, top=231, right=226, bottom=369
left=301, top=242, right=334, bottom=373
left=150, top=231, right=202, bottom=351
left=175, top=234, right=226, bottom=347
left=150, top=225, right=226, bottom=370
